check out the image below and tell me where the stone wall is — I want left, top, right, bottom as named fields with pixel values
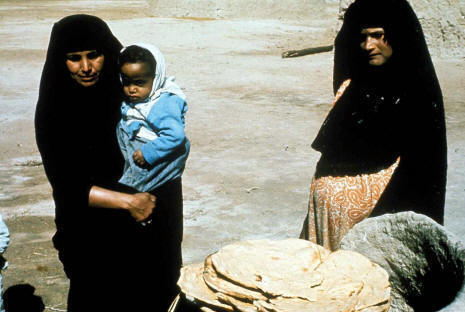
left=339, top=0, right=465, bottom=57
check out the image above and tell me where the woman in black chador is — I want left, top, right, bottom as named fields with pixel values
left=35, top=15, right=183, bottom=311
left=301, top=0, right=447, bottom=250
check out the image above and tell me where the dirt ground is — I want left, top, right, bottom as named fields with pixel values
left=0, top=1, right=464, bottom=310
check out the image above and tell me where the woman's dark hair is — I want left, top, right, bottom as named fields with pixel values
left=119, top=45, right=157, bottom=77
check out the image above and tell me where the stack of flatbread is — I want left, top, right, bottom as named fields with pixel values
left=177, top=239, right=390, bottom=312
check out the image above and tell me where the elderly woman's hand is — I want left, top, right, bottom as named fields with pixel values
left=127, top=192, right=156, bottom=222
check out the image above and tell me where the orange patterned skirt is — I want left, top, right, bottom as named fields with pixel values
left=302, top=158, right=399, bottom=251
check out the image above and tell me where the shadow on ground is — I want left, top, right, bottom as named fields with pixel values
left=3, top=284, right=45, bottom=312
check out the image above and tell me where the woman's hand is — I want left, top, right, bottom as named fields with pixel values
left=89, top=186, right=156, bottom=222
left=127, top=192, right=156, bottom=222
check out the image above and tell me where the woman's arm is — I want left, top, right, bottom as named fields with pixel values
left=37, top=132, right=155, bottom=222
left=89, top=186, right=156, bottom=222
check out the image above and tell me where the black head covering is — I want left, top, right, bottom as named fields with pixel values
left=35, top=15, right=124, bottom=233
left=332, top=0, right=438, bottom=94
left=36, top=14, right=122, bottom=116
left=312, top=0, right=447, bottom=223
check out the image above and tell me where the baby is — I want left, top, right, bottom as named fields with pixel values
left=117, top=43, right=190, bottom=193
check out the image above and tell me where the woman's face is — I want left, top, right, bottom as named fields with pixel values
left=65, top=50, right=105, bottom=87
left=360, top=27, right=393, bottom=66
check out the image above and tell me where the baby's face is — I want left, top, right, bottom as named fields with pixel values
left=120, top=61, right=154, bottom=103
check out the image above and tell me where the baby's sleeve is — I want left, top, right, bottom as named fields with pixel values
left=0, top=215, right=9, bottom=255
left=141, top=94, right=187, bottom=165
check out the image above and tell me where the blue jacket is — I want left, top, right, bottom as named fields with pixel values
left=0, top=214, right=9, bottom=271
left=117, top=93, right=190, bottom=192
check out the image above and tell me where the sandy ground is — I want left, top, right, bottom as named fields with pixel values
left=0, top=1, right=464, bottom=310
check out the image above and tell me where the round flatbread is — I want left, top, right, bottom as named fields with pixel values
left=177, top=262, right=233, bottom=311
left=254, top=291, right=360, bottom=312
left=180, top=240, right=390, bottom=312
left=217, top=292, right=258, bottom=312
left=203, top=255, right=268, bottom=302
left=210, top=239, right=330, bottom=300
left=314, top=250, right=390, bottom=311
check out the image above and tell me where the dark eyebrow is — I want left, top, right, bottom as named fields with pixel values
left=120, top=76, right=149, bottom=85
left=360, top=31, right=385, bottom=41
left=66, top=54, right=81, bottom=61
left=87, top=50, right=101, bottom=58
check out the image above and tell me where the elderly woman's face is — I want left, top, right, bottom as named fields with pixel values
left=360, top=27, right=393, bottom=66
left=65, top=50, right=104, bottom=87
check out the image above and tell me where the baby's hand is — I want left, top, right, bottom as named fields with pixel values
left=133, top=149, right=147, bottom=167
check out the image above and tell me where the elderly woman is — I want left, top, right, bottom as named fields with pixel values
left=301, top=0, right=447, bottom=251
left=35, top=15, right=181, bottom=311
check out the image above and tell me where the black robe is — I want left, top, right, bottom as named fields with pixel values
left=35, top=15, right=182, bottom=311
left=312, top=0, right=447, bottom=224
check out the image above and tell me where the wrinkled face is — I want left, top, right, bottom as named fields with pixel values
left=360, top=27, right=393, bottom=66
left=120, top=62, right=154, bottom=104
left=65, top=50, right=105, bottom=87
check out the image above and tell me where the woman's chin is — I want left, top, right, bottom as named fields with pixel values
left=74, top=76, right=100, bottom=87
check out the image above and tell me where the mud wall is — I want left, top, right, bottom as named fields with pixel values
left=148, top=0, right=338, bottom=20
left=148, top=0, right=464, bottom=57
left=339, top=0, right=465, bottom=57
